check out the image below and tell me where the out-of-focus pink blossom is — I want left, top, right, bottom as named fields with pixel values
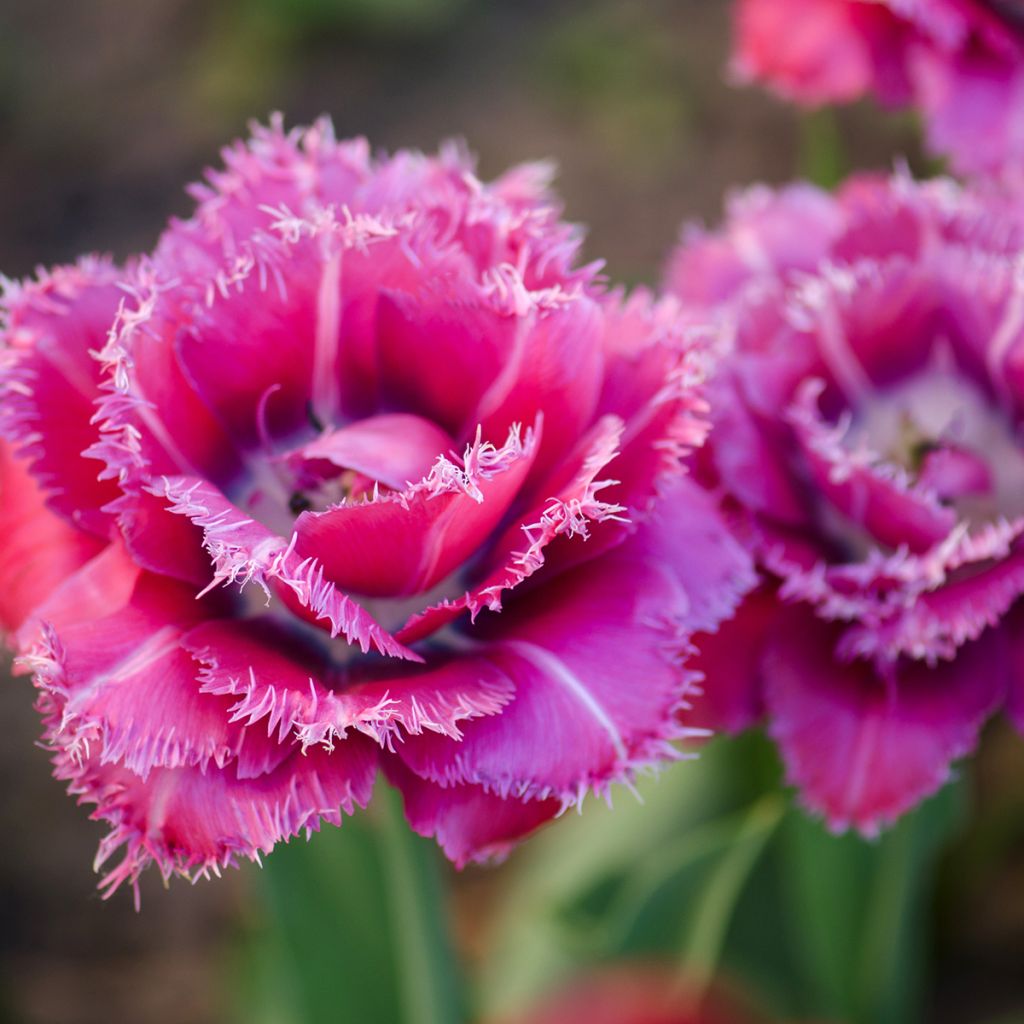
left=667, top=170, right=1024, bottom=833
left=493, top=965, right=777, bottom=1024
left=0, top=118, right=753, bottom=902
left=731, top=0, right=1024, bottom=177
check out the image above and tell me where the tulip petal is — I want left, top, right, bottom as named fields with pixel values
left=0, top=443, right=103, bottom=634
left=17, top=545, right=238, bottom=780
left=295, top=422, right=539, bottom=598
left=385, top=758, right=559, bottom=868
left=764, top=611, right=1006, bottom=834
left=396, top=547, right=702, bottom=805
left=59, top=738, right=377, bottom=906
left=0, top=259, right=124, bottom=534
left=185, top=618, right=515, bottom=753
left=157, top=475, right=416, bottom=659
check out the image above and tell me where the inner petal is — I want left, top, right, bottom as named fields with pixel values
left=287, top=413, right=454, bottom=494
left=241, top=412, right=454, bottom=531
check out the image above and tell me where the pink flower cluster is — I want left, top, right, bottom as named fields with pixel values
left=668, top=171, right=1024, bottom=832
left=732, top=0, right=1024, bottom=176
left=0, top=119, right=753, bottom=900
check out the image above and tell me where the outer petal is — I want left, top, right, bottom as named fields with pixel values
left=58, top=738, right=376, bottom=905
left=623, top=476, right=756, bottom=636
left=17, top=544, right=231, bottom=779
left=687, top=587, right=779, bottom=734
left=91, top=265, right=242, bottom=491
left=666, top=183, right=844, bottom=306
left=396, top=545, right=702, bottom=805
left=0, top=258, right=124, bottom=534
left=185, top=617, right=515, bottom=752
left=594, top=292, right=711, bottom=522
left=764, top=612, right=1006, bottom=834
left=911, top=43, right=1024, bottom=177
left=385, top=759, right=559, bottom=869
left=0, top=443, right=102, bottom=634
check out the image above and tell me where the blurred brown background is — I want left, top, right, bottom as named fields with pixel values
left=3, top=2, right=1021, bottom=1023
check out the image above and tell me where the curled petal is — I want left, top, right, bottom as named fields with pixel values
left=295, top=422, right=539, bottom=598
left=395, top=415, right=626, bottom=644
left=788, top=379, right=956, bottom=554
left=186, top=618, right=515, bottom=752
left=839, top=529, right=1024, bottom=663
left=157, top=475, right=415, bottom=659
left=287, top=413, right=454, bottom=492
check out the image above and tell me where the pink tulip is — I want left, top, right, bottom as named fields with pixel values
left=668, top=170, right=1024, bottom=833
left=0, top=118, right=752, bottom=902
left=732, top=0, right=1024, bottom=177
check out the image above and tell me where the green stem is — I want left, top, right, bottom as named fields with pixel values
left=858, top=820, right=917, bottom=1024
left=378, top=787, right=464, bottom=1024
left=800, top=108, right=846, bottom=189
left=678, top=795, right=784, bottom=1001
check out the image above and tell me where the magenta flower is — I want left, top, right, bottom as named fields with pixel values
left=731, top=0, right=1024, bottom=177
left=0, top=118, right=752, bottom=901
left=667, top=171, right=1024, bottom=833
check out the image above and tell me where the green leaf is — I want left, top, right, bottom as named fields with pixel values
left=233, top=785, right=462, bottom=1024
left=477, top=738, right=786, bottom=1019
left=780, top=781, right=965, bottom=1024
left=678, top=795, right=784, bottom=997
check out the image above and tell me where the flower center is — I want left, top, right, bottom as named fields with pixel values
left=241, top=412, right=454, bottom=533
left=850, top=366, right=1024, bottom=525
left=978, top=0, right=1024, bottom=36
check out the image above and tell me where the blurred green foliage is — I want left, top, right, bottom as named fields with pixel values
left=476, top=733, right=963, bottom=1024
left=233, top=786, right=462, bottom=1024
left=234, top=732, right=970, bottom=1024
left=533, top=8, right=691, bottom=176
left=247, top=0, right=467, bottom=39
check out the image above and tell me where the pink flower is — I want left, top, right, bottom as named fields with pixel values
left=0, top=118, right=752, bottom=902
left=731, top=0, right=1024, bottom=177
left=667, top=170, right=1024, bottom=833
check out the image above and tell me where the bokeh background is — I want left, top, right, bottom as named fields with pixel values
left=1, top=2, right=1023, bottom=1023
